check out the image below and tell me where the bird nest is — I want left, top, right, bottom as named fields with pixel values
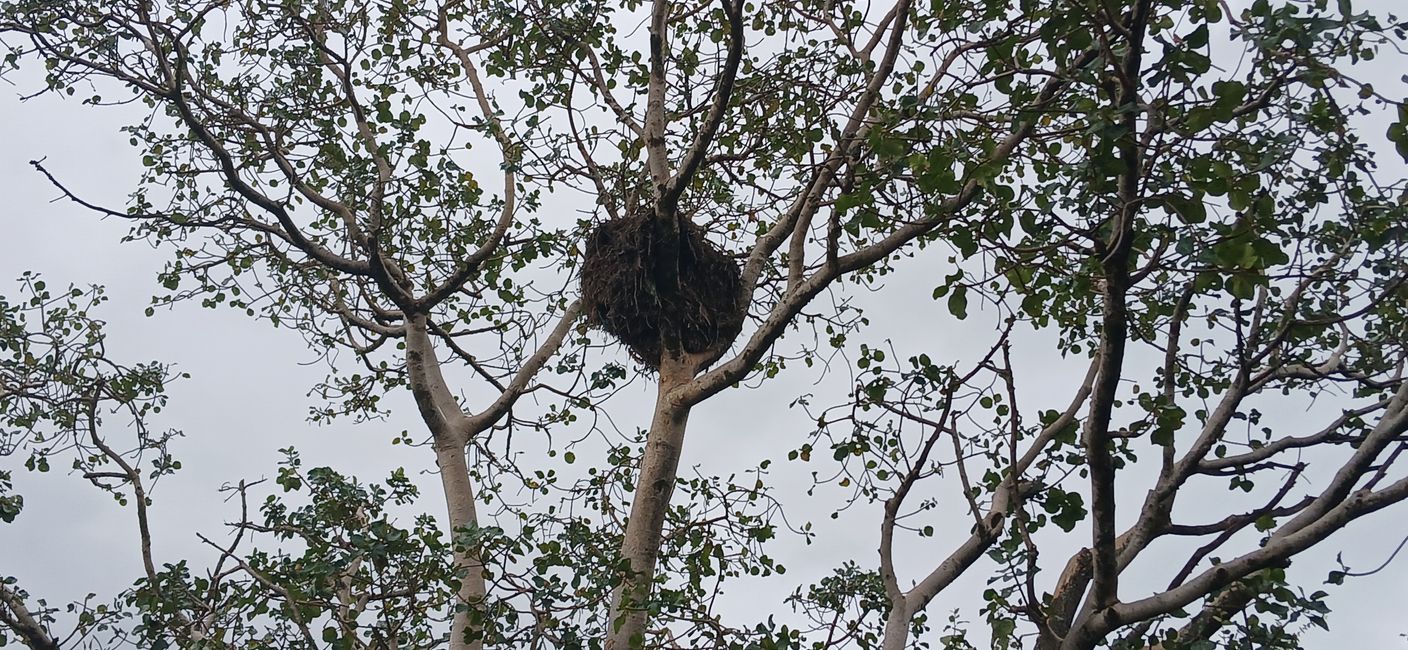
left=580, top=211, right=744, bottom=370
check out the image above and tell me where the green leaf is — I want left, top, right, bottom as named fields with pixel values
left=1387, top=103, right=1408, bottom=163
left=947, top=285, right=969, bottom=320
left=1165, top=194, right=1207, bottom=224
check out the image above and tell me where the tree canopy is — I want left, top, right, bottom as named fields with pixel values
left=2, top=0, right=1408, bottom=648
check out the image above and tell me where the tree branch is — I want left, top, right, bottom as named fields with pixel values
left=0, top=582, right=59, bottom=650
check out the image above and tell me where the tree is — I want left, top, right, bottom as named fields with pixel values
left=2, top=0, right=1407, bottom=647
left=0, top=275, right=465, bottom=649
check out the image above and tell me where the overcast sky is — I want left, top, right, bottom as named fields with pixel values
left=3, top=2, right=1408, bottom=647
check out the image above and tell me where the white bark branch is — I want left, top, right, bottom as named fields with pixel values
left=0, top=582, right=59, bottom=650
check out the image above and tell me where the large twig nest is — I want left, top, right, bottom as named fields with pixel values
left=580, top=211, right=744, bottom=369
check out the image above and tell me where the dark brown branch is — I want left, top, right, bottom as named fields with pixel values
left=659, top=0, right=746, bottom=215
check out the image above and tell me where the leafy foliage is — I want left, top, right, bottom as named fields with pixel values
left=3, top=0, right=1408, bottom=648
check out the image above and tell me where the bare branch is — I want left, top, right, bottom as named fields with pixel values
left=659, top=0, right=745, bottom=216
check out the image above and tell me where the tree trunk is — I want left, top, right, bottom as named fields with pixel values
left=436, top=441, right=487, bottom=650
left=880, top=600, right=912, bottom=650
left=604, top=355, right=695, bottom=649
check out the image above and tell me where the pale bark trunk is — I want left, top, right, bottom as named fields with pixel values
left=0, top=582, right=60, bottom=650
left=405, top=314, right=485, bottom=650
left=880, top=601, right=912, bottom=650
left=604, top=356, right=695, bottom=649
left=436, top=441, right=487, bottom=650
